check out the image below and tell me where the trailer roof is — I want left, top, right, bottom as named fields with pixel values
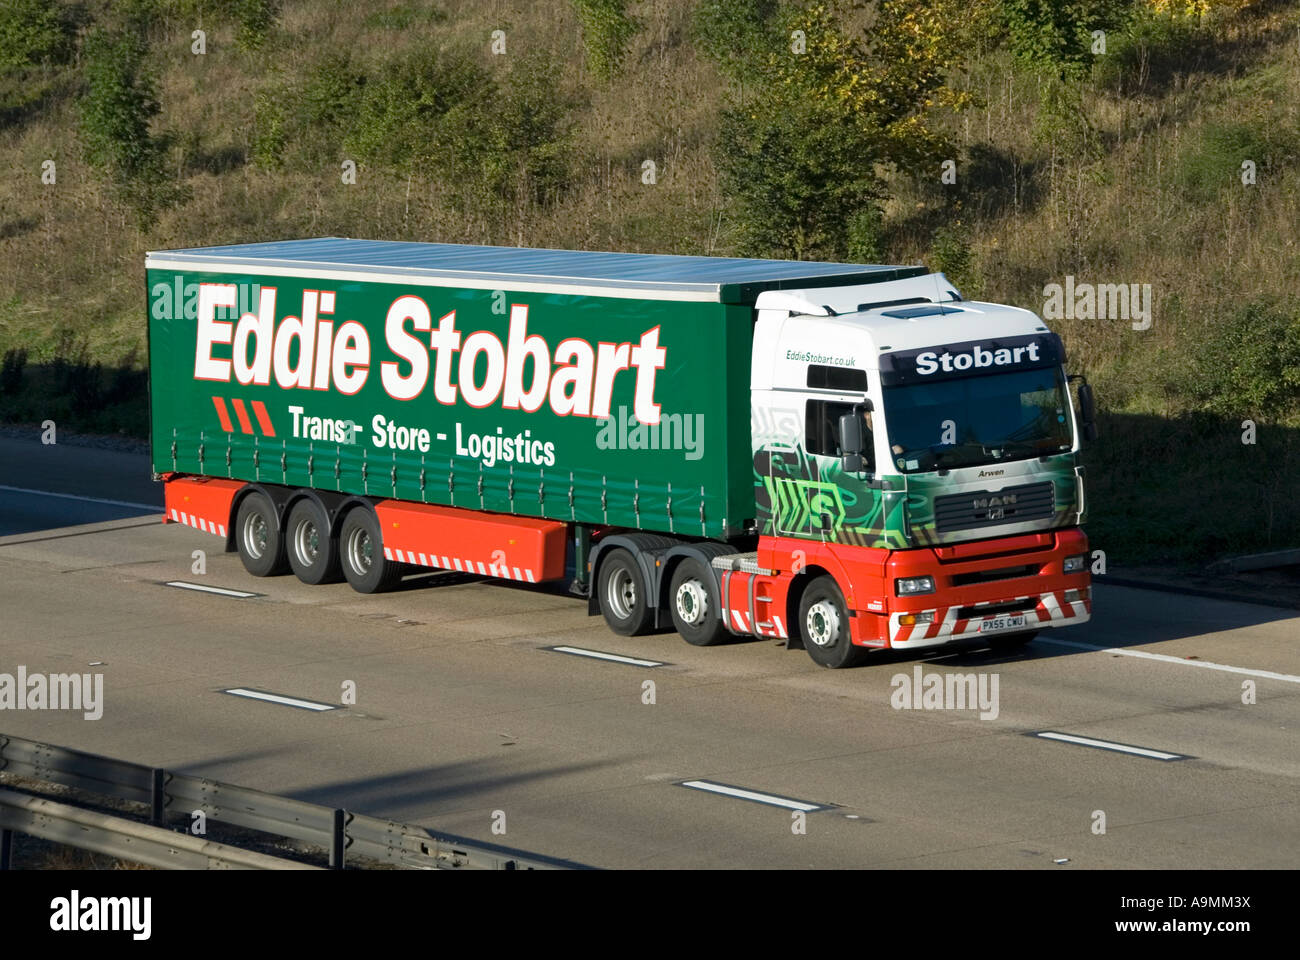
left=145, top=237, right=928, bottom=304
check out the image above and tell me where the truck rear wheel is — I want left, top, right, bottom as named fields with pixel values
left=669, top=558, right=726, bottom=646
left=235, top=491, right=288, bottom=577
left=598, top=548, right=653, bottom=636
left=286, top=499, right=342, bottom=585
left=798, top=575, right=865, bottom=669
left=338, top=507, right=404, bottom=594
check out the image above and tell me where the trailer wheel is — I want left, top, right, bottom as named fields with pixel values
left=798, top=575, right=864, bottom=669
left=235, top=492, right=288, bottom=577
left=286, top=499, right=343, bottom=585
left=597, top=548, right=653, bottom=636
left=338, top=508, right=404, bottom=594
left=668, top=558, right=726, bottom=646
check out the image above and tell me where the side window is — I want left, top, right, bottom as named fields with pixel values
left=807, top=365, right=868, bottom=391
left=805, top=399, right=876, bottom=471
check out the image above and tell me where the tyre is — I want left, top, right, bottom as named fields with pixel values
left=285, top=498, right=343, bottom=585
left=235, top=491, right=288, bottom=577
left=597, top=548, right=654, bottom=636
left=338, top=507, right=404, bottom=594
left=668, top=558, right=726, bottom=646
left=988, top=630, right=1038, bottom=650
left=798, top=575, right=865, bottom=669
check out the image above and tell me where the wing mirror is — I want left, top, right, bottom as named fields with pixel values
left=1072, top=377, right=1098, bottom=442
left=838, top=400, right=873, bottom=473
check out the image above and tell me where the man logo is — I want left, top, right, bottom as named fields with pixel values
left=989, top=507, right=1005, bottom=520
left=973, top=495, right=1016, bottom=509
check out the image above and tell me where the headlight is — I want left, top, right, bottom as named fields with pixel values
left=895, top=576, right=935, bottom=596
left=1063, top=553, right=1088, bottom=574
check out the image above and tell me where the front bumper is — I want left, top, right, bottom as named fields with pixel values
left=888, top=586, right=1091, bottom=648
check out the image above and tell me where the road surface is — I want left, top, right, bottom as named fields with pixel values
left=0, top=435, right=1296, bottom=868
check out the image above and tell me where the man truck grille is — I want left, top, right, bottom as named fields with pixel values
left=933, top=481, right=1055, bottom=533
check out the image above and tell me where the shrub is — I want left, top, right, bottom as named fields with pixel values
left=692, top=0, right=780, bottom=83
left=79, top=29, right=185, bottom=222
left=571, top=0, right=639, bottom=82
left=234, top=0, right=279, bottom=51
left=0, top=0, right=71, bottom=71
left=845, top=205, right=886, bottom=264
left=928, top=225, right=983, bottom=297
left=1192, top=299, right=1300, bottom=421
left=1176, top=120, right=1298, bottom=202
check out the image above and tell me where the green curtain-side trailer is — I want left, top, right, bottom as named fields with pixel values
left=147, top=239, right=920, bottom=540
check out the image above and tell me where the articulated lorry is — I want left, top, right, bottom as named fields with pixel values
left=147, top=238, right=1095, bottom=667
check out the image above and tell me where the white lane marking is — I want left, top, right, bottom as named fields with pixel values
left=0, top=484, right=160, bottom=512
left=549, top=645, right=664, bottom=667
left=1034, top=731, right=1185, bottom=761
left=679, top=780, right=827, bottom=812
left=165, top=581, right=258, bottom=598
left=223, top=688, right=336, bottom=711
left=1036, top=636, right=1300, bottom=685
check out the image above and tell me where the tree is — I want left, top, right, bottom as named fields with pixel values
left=1000, top=0, right=1132, bottom=79
left=714, top=0, right=976, bottom=259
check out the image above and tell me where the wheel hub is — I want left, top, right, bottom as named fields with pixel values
left=806, top=600, right=841, bottom=647
left=606, top=568, right=637, bottom=620
left=295, top=520, right=319, bottom=564
left=346, top=528, right=373, bottom=573
left=675, top=579, right=709, bottom=626
left=243, top=513, right=268, bottom=560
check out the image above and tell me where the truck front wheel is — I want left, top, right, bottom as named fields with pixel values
left=338, top=508, right=404, bottom=594
left=235, top=492, right=288, bottom=577
left=798, top=575, right=865, bottom=669
left=598, top=548, right=653, bottom=636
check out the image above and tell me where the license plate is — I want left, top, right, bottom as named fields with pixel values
left=979, top=614, right=1026, bottom=633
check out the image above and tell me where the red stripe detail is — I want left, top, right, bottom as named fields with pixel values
left=251, top=400, right=275, bottom=437
left=230, top=398, right=254, bottom=434
left=954, top=618, right=970, bottom=634
left=212, top=396, right=234, bottom=433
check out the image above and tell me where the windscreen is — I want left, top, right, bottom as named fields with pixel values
left=882, top=365, right=1072, bottom=473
